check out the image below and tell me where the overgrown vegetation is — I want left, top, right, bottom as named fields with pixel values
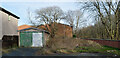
left=2, top=45, right=18, bottom=54
left=2, top=47, right=18, bottom=54
left=46, top=38, right=101, bottom=50
left=36, top=38, right=120, bottom=55
left=75, top=46, right=120, bottom=55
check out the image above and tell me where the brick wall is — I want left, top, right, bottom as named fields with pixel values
left=55, top=23, right=73, bottom=38
left=84, top=39, right=120, bottom=49
left=37, top=23, right=73, bottom=38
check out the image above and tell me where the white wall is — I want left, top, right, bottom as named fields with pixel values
left=2, top=11, right=18, bottom=36
left=0, top=10, right=18, bottom=40
left=0, top=11, right=2, bottom=40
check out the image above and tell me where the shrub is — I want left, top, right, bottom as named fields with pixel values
left=46, top=38, right=102, bottom=51
left=73, top=35, right=77, bottom=38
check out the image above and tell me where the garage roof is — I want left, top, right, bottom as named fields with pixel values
left=18, top=25, right=33, bottom=30
left=18, top=27, right=49, bottom=34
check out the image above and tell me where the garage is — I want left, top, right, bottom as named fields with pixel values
left=18, top=27, right=49, bottom=47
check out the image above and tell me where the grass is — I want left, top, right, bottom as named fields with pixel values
left=74, top=46, right=120, bottom=55
left=36, top=45, right=120, bottom=56
left=39, top=45, right=120, bottom=55
left=102, top=46, right=120, bottom=55
left=2, top=45, right=18, bottom=54
left=103, top=46, right=119, bottom=50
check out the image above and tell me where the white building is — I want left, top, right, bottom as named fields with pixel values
left=0, top=7, right=19, bottom=40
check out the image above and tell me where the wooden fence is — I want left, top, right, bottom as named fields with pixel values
left=2, top=35, right=18, bottom=48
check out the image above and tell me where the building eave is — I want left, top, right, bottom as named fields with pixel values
left=0, top=7, right=20, bottom=19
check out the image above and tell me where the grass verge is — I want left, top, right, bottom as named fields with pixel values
left=75, top=46, right=120, bottom=55
left=2, top=46, right=18, bottom=54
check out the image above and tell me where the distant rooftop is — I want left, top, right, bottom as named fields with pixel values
left=18, top=25, right=33, bottom=30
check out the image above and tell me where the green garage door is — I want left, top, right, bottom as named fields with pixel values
left=20, top=32, right=32, bottom=47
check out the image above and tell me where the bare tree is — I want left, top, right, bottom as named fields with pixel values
left=65, top=10, right=85, bottom=35
left=27, top=8, right=36, bottom=26
left=65, top=10, right=74, bottom=26
left=80, top=1, right=120, bottom=40
left=35, top=6, right=64, bottom=24
left=34, top=6, right=65, bottom=38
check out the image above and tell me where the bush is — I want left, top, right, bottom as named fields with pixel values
left=73, top=35, right=77, bottom=38
left=46, top=38, right=102, bottom=51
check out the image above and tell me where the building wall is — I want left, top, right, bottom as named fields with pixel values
left=1, top=10, right=18, bottom=37
left=0, top=11, right=2, bottom=40
left=44, top=33, right=49, bottom=45
left=55, top=23, right=73, bottom=38
left=37, top=23, right=73, bottom=38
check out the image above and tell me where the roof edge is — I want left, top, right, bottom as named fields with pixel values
left=18, top=27, right=50, bottom=34
left=0, top=7, right=20, bottom=19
